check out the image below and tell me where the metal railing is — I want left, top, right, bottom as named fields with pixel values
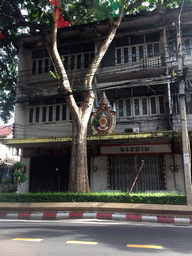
left=18, top=54, right=165, bottom=86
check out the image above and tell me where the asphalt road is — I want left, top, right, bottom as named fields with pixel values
left=0, top=219, right=191, bottom=256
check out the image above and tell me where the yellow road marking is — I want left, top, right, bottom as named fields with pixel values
left=13, top=238, right=43, bottom=242
left=66, top=241, right=98, bottom=245
left=127, top=244, right=163, bottom=249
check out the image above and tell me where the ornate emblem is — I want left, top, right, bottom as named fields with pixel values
left=91, top=91, right=116, bottom=134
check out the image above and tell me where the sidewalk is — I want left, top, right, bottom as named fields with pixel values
left=0, top=202, right=192, bottom=225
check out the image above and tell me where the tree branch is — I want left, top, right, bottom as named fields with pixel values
left=83, top=0, right=125, bottom=90
left=1, top=12, right=21, bottom=22
left=124, top=0, right=144, bottom=15
left=7, top=0, right=25, bottom=21
left=50, top=24, right=80, bottom=121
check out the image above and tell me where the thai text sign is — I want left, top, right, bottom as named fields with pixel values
left=100, top=144, right=171, bottom=155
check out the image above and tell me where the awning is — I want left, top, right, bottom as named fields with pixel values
left=1, top=131, right=183, bottom=149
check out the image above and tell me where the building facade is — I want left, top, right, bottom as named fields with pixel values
left=5, top=7, right=192, bottom=193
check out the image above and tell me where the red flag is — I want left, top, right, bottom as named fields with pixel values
left=53, top=8, right=70, bottom=28
left=0, top=31, right=5, bottom=39
left=49, top=0, right=60, bottom=7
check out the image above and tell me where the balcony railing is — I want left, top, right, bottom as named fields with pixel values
left=18, top=54, right=166, bottom=86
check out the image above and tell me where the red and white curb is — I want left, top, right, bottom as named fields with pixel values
left=0, top=211, right=191, bottom=225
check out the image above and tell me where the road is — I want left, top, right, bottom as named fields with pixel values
left=0, top=219, right=191, bottom=255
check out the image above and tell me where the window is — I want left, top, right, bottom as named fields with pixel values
left=142, top=98, right=148, bottom=115
left=168, top=40, right=176, bottom=57
left=116, top=47, right=129, bottom=64
left=159, top=96, right=165, bottom=114
left=62, top=105, right=66, bottom=120
left=126, top=99, right=131, bottom=116
left=84, top=53, right=94, bottom=68
left=117, top=48, right=121, bottom=64
left=32, top=47, right=94, bottom=74
left=139, top=46, right=144, bottom=60
left=32, top=60, right=36, bottom=75
left=119, top=100, right=124, bottom=117
left=38, top=60, right=42, bottom=74
left=117, top=95, right=165, bottom=118
left=29, top=108, right=33, bottom=123
left=147, top=44, right=153, bottom=58
left=42, top=107, right=47, bottom=122
left=55, top=105, right=60, bottom=121
left=32, top=58, right=54, bottom=74
left=115, top=33, right=160, bottom=66
left=49, top=106, right=53, bottom=122
left=134, top=99, right=140, bottom=115
left=154, top=43, right=160, bottom=56
left=35, top=107, right=40, bottom=122
left=132, top=47, right=136, bottom=62
left=150, top=97, right=157, bottom=115
left=124, top=48, right=129, bottom=63
left=62, top=52, right=94, bottom=70
left=147, top=43, right=159, bottom=58
left=29, top=103, right=81, bottom=123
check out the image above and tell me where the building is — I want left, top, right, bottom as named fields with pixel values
left=0, top=125, right=20, bottom=190
left=0, top=125, right=20, bottom=166
left=4, top=6, right=192, bottom=193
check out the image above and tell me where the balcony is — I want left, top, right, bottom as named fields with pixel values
left=18, top=53, right=167, bottom=88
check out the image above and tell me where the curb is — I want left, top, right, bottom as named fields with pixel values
left=1, top=211, right=192, bottom=225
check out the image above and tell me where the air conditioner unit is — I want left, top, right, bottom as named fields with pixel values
left=124, top=128, right=133, bottom=133
left=133, top=127, right=140, bottom=132
left=124, top=127, right=140, bottom=133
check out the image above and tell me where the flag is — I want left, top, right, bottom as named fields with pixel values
left=0, top=31, right=5, bottom=39
left=52, top=8, right=70, bottom=28
left=49, top=0, right=60, bottom=7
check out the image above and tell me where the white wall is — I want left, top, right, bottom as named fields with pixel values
left=165, top=154, right=185, bottom=192
left=91, top=156, right=108, bottom=192
left=14, top=103, right=27, bottom=138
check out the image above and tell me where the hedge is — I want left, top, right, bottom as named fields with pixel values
left=0, top=191, right=186, bottom=205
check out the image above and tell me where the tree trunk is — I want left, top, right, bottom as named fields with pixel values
left=48, top=0, right=144, bottom=193
left=68, top=118, right=90, bottom=192
left=15, top=177, right=19, bottom=193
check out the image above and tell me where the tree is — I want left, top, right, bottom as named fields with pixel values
left=1, top=0, right=191, bottom=192
left=13, top=161, right=26, bottom=193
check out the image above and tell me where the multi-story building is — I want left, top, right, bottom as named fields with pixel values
left=4, top=6, right=192, bottom=193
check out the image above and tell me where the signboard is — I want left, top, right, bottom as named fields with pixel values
left=100, top=144, right=172, bottom=155
left=91, top=91, right=116, bottom=134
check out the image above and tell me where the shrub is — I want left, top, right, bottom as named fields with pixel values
left=0, top=191, right=186, bottom=205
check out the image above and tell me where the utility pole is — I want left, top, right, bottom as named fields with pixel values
left=177, top=1, right=192, bottom=204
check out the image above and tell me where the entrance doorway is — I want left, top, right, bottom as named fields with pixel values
left=30, top=154, right=70, bottom=192
left=108, top=154, right=165, bottom=192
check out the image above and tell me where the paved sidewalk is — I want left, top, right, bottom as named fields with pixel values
left=0, top=202, right=192, bottom=225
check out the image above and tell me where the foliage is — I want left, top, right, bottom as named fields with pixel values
left=1, top=177, right=11, bottom=185
left=13, top=161, right=25, bottom=170
left=1, top=177, right=14, bottom=193
left=0, top=191, right=186, bottom=204
left=18, top=173, right=27, bottom=183
left=1, top=0, right=192, bottom=123
left=13, top=162, right=27, bottom=192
